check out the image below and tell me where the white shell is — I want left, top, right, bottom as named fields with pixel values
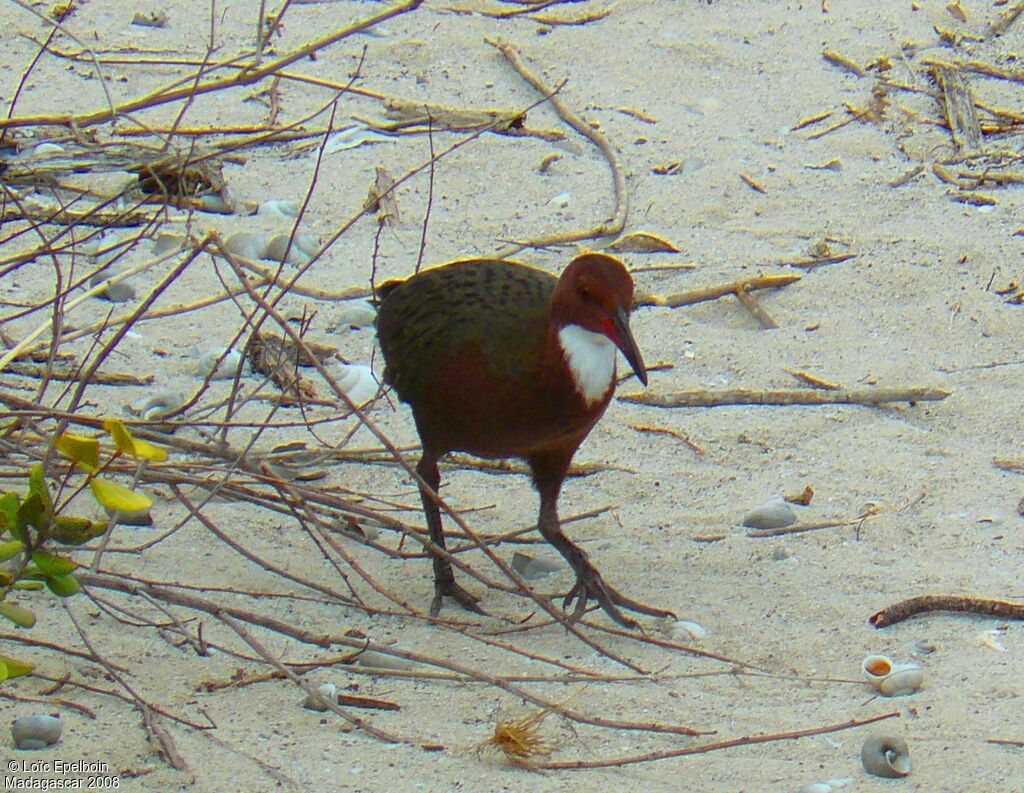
left=224, top=231, right=269, bottom=260
left=32, top=142, right=65, bottom=157
left=861, top=734, right=910, bottom=778
left=511, top=551, right=562, bottom=581
left=196, top=348, right=244, bottom=380
left=89, top=270, right=136, bottom=303
left=264, top=233, right=319, bottom=265
left=12, top=713, right=62, bottom=750
left=333, top=363, right=379, bottom=406
left=302, top=682, right=336, bottom=712
left=258, top=199, right=300, bottom=219
left=152, top=233, right=186, bottom=255
left=351, top=650, right=415, bottom=671
left=667, top=619, right=708, bottom=641
left=334, top=301, right=377, bottom=330
left=130, top=389, right=184, bottom=420
left=861, top=654, right=894, bottom=685
left=742, top=499, right=797, bottom=529
left=878, top=664, right=924, bottom=697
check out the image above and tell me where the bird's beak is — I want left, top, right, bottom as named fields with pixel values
left=610, top=307, right=648, bottom=387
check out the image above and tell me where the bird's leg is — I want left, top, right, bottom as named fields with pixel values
left=530, top=452, right=675, bottom=629
left=416, top=453, right=485, bottom=617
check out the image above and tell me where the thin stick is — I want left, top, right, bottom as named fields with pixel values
left=870, top=595, right=1024, bottom=628
left=635, top=274, right=801, bottom=309
left=619, top=386, right=950, bottom=409
left=536, top=711, right=900, bottom=770
left=486, top=37, right=628, bottom=255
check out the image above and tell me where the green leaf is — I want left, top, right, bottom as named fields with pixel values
left=0, top=540, right=24, bottom=562
left=0, top=654, right=35, bottom=680
left=16, top=493, right=45, bottom=534
left=30, top=551, right=78, bottom=577
left=56, top=432, right=100, bottom=472
left=0, top=601, right=37, bottom=628
left=89, top=478, right=153, bottom=513
left=103, top=419, right=168, bottom=462
left=28, top=464, right=54, bottom=524
left=0, top=492, right=19, bottom=536
left=45, top=574, right=80, bottom=597
left=50, top=516, right=107, bottom=546
left=12, top=581, right=45, bottom=591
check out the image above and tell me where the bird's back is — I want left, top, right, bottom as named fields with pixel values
left=376, top=259, right=556, bottom=405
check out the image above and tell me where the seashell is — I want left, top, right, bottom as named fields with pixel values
left=224, top=231, right=270, bottom=261
left=861, top=734, right=910, bottom=778
left=511, top=551, right=562, bottom=581
left=861, top=654, right=894, bottom=685
left=741, top=499, right=796, bottom=530
left=302, top=682, right=336, bottom=712
left=665, top=619, right=708, bottom=641
left=325, top=125, right=393, bottom=154
left=152, top=233, right=187, bottom=255
left=196, top=348, right=244, bottom=380
left=878, top=664, right=923, bottom=697
left=333, top=363, right=379, bottom=406
left=263, top=233, right=319, bottom=266
left=12, top=713, right=62, bottom=750
left=258, top=199, right=301, bottom=219
left=351, top=650, right=415, bottom=671
left=547, top=191, right=571, bottom=209
left=89, top=269, right=136, bottom=303
left=195, top=194, right=232, bottom=214
left=129, top=389, right=184, bottom=420
left=334, top=301, right=377, bottom=331
left=32, top=142, right=65, bottom=157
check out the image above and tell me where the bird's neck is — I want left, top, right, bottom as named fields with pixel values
left=556, top=323, right=617, bottom=407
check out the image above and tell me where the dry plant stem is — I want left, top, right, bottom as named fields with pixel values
left=746, top=517, right=870, bottom=538
left=77, top=572, right=708, bottom=737
left=988, top=1, right=1024, bottom=36
left=932, top=65, right=982, bottom=153
left=870, top=595, right=1024, bottom=628
left=214, top=240, right=650, bottom=673
left=0, top=631, right=129, bottom=671
left=486, top=37, right=628, bottom=256
left=0, top=690, right=96, bottom=719
left=62, top=602, right=193, bottom=773
left=216, top=612, right=408, bottom=744
left=0, top=0, right=424, bottom=131
left=734, top=286, right=777, bottom=329
left=535, top=711, right=900, bottom=770
left=620, top=386, right=950, bottom=409
left=634, top=274, right=801, bottom=309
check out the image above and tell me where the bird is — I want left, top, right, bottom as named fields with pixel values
left=374, top=252, right=674, bottom=628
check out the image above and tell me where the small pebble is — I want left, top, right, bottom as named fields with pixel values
left=196, top=194, right=232, bottom=214
left=352, top=650, right=415, bottom=671
left=741, top=499, right=797, bottom=530
left=152, top=233, right=186, bottom=255
left=12, top=713, right=62, bottom=750
left=32, top=142, right=65, bottom=157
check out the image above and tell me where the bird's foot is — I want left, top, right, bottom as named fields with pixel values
left=563, top=564, right=675, bottom=629
left=430, top=577, right=487, bottom=618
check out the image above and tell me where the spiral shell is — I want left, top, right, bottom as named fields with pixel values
left=861, top=734, right=910, bottom=778
left=861, top=654, right=893, bottom=684
left=879, top=664, right=924, bottom=697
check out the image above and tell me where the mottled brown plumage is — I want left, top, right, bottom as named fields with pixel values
left=376, top=253, right=673, bottom=627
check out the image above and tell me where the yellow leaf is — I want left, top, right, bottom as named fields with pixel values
left=89, top=478, right=153, bottom=514
left=102, top=419, right=168, bottom=462
left=56, top=432, right=100, bottom=472
left=607, top=232, right=681, bottom=254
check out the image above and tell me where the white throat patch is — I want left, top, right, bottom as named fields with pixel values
left=558, top=324, right=616, bottom=406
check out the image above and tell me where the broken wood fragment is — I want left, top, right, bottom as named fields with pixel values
left=619, top=386, right=950, bottom=409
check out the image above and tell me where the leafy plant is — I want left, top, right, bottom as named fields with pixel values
left=0, top=419, right=166, bottom=681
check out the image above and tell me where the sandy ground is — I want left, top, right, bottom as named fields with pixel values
left=2, top=0, right=1023, bottom=790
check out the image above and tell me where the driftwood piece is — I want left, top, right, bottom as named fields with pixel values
left=870, top=595, right=1024, bottom=627
left=932, top=65, right=983, bottom=153
left=619, top=387, right=950, bottom=409
left=634, top=274, right=800, bottom=310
